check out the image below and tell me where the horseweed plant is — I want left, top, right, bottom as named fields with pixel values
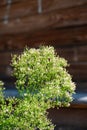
left=0, top=46, right=76, bottom=130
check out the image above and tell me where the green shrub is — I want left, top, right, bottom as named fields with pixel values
left=0, top=46, right=76, bottom=130
left=0, top=81, right=4, bottom=104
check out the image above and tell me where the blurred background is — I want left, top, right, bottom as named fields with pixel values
left=0, top=0, right=87, bottom=130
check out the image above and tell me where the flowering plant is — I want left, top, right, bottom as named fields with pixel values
left=0, top=46, right=75, bottom=130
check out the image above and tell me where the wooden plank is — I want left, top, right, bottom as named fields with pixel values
left=68, top=63, right=87, bottom=81
left=0, top=26, right=87, bottom=50
left=43, top=0, right=87, bottom=13
left=56, top=48, right=75, bottom=62
left=0, top=52, right=11, bottom=65
left=1, top=0, right=87, bottom=8
left=0, top=1, right=38, bottom=22
left=0, top=4, right=87, bottom=34
left=48, top=107, right=87, bottom=126
left=53, top=4, right=87, bottom=29
left=70, top=103, right=87, bottom=109
left=57, top=45, right=87, bottom=62
left=0, top=0, right=6, bottom=6
left=27, top=26, right=87, bottom=46
left=1, top=0, right=87, bottom=21
left=0, top=0, right=20, bottom=7
left=77, top=46, right=87, bottom=62
left=0, top=51, right=21, bottom=65
left=0, top=66, right=9, bottom=76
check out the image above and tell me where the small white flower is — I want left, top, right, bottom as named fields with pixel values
left=24, top=93, right=27, bottom=96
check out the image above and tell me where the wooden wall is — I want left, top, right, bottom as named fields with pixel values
left=48, top=107, right=87, bottom=128
left=0, top=0, right=87, bottom=91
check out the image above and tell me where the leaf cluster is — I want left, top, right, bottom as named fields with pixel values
left=0, top=46, right=76, bottom=130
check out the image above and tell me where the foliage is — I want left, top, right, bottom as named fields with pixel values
left=0, top=46, right=76, bottom=130
left=0, top=81, right=4, bottom=104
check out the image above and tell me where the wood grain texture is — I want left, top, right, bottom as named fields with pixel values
left=1, top=0, right=87, bottom=16
left=0, top=0, right=19, bottom=7
left=0, top=4, right=87, bottom=34
left=48, top=107, right=87, bottom=126
left=0, top=26, right=87, bottom=51
left=56, top=45, right=87, bottom=62
left=42, top=0, right=87, bottom=13
left=68, top=63, right=87, bottom=81
left=0, top=1, right=38, bottom=21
